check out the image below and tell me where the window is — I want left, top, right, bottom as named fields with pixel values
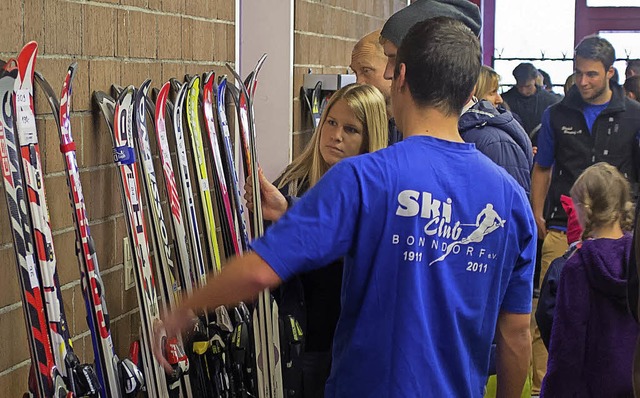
left=587, top=0, right=640, bottom=7
left=494, top=0, right=576, bottom=94
left=599, top=31, right=640, bottom=84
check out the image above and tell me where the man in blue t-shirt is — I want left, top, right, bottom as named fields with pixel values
left=155, top=18, right=535, bottom=398
left=531, top=35, right=640, bottom=393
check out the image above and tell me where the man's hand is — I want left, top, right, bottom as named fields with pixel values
left=152, top=308, right=197, bottom=374
left=244, top=168, right=288, bottom=221
left=531, top=164, right=552, bottom=239
left=534, top=214, right=547, bottom=240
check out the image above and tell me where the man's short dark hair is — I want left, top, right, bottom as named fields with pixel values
left=512, top=63, right=538, bottom=85
left=575, top=36, right=615, bottom=70
left=394, top=17, right=480, bottom=116
left=624, top=75, right=640, bottom=100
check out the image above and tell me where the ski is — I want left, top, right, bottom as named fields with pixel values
left=93, top=91, right=146, bottom=398
left=0, top=60, right=61, bottom=398
left=107, top=86, right=168, bottom=397
left=33, top=62, right=118, bottom=397
left=215, top=77, right=250, bottom=253
left=154, top=81, right=195, bottom=296
left=185, top=75, right=223, bottom=272
left=171, top=81, right=208, bottom=289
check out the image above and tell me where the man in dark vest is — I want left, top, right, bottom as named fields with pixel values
left=531, top=35, right=640, bottom=394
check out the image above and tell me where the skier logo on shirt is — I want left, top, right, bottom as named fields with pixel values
left=394, top=191, right=506, bottom=266
left=428, top=203, right=505, bottom=265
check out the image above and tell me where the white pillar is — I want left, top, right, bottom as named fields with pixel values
left=236, top=0, right=294, bottom=181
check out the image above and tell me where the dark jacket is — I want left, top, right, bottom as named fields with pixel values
left=545, top=84, right=640, bottom=229
left=541, top=234, right=638, bottom=398
left=388, top=118, right=402, bottom=145
left=535, top=242, right=580, bottom=349
left=276, top=181, right=343, bottom=353
left=459, top=100, right=534, bottom=194
left=502, top=85, right=560, bottom=135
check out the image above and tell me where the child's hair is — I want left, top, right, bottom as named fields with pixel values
left=475, top=65, right=500, bottom=101
left=570, top=162, right=635, bottom=240
left=277, top=83, right=388, bottom=195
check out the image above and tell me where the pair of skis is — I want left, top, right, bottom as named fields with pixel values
left=0, top=42, right=110, bottom=397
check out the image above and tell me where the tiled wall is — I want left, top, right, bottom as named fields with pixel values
left=0, top=0, right=235, bottom=395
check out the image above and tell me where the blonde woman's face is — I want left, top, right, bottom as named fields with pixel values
left=319, top=99, right=364, bottom=166
left=483, top=85, right=503, bottom=107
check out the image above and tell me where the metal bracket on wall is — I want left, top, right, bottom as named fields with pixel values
left=302, top=73, right=356, bottom=91
left=123, top=238, right=135, bottom=290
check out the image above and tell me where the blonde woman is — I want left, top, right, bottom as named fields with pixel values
left=246, top=83, right=387, bottom=397
left=475, top=65, right=504, bottom=107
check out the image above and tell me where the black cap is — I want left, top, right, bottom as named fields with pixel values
left=381, top=0, right=482, bottom=47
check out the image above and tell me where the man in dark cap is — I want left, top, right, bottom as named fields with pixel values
left=380, top=0, right=482, bottom=81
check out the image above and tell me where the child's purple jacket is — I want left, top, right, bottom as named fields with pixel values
left=542, top=233, right=638, bottom=397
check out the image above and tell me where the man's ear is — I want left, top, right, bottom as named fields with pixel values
left=396, top=63, right=407, bottom=90
left=606, top=66, right=615, bottom=80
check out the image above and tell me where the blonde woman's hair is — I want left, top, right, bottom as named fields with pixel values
left=475, top=65, right=500, bottom=101
left=278, top=83, right=388, bottom=195
left=564, top=73, right=576, bottom=95
left=570, top=162, right=635, bottom=240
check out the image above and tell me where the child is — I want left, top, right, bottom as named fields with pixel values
left=541, top=162, right=638, bottom=397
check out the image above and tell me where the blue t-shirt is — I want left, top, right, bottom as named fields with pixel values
left=536, top=102, right=609, bottom=167
left=252, top=136, right=536, bottom=397
left=583, top=102, right=609, bottom=132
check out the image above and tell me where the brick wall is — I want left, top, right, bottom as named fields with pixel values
left=0, top=0, right=234, bottom=395
left=0, top=0, right=407, bottom=394
left=292, top=0, right=407, bottom=156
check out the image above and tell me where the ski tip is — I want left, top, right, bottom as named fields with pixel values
left=67, top=62, right=79, bottom=82
left=203, top=71, right=215, bottom=86
left=137, top=79, right=152, bottom=97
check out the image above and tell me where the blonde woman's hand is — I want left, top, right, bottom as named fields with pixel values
left=244, top=168, right=288, bottom=222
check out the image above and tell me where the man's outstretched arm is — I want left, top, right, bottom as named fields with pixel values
left=495, top=311, right=531, bottom=398
left=153, top=252, right=282, bottom=371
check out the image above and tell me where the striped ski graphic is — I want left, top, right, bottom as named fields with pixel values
left=0, top=62, right=57, bottom=398
left=154, top=82, right=195, bottom=296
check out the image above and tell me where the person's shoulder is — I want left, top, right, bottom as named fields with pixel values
left=539, top=89, right=562, bottom=104
left=622, top=96, right=640, bottom=113
left=560, top=248, right=586, bottom=276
